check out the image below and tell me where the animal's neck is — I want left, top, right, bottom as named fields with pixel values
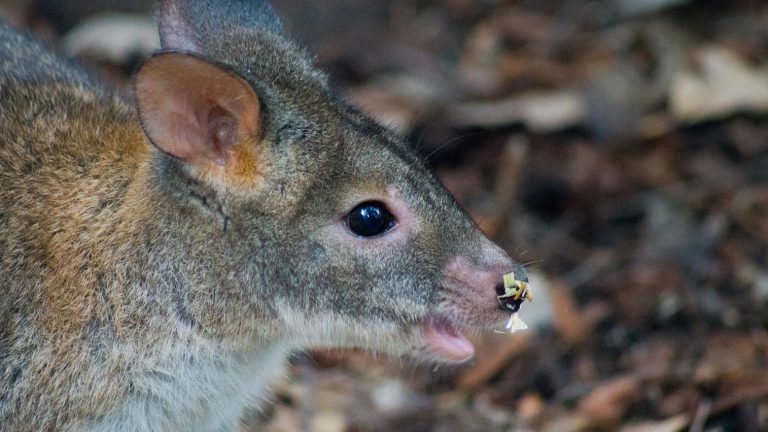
left=85, top=338, right=291, bottom=432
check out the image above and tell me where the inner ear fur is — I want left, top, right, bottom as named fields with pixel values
left=134, top=51, right=261, bottom=168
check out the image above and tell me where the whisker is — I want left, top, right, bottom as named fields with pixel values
left=423, top=131, right=482, bottom=164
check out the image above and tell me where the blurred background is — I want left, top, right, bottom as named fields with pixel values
left=2, top=0, right=768, bottom=431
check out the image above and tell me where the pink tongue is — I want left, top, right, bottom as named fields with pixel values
left=423, top=318, right=475, bottom=362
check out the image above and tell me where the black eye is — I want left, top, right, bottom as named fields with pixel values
left=346, top=201, right=396, bottom=238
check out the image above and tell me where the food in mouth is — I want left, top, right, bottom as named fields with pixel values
left=498, top=272, right=533, bottom=333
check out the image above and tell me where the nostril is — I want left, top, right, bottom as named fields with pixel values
left=494, top=282, right=506, bottom=296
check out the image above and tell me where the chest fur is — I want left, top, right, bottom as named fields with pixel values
left=82, top=340, right=290, bottom=432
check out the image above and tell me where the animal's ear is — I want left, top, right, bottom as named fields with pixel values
left=134, top=51, right=261, bottom=169
left=157, top=0, right=284, bottom=53
left=157, top=0, right=200, bottom=52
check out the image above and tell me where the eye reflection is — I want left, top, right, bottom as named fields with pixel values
left=346, top=201, right=396, bottom=238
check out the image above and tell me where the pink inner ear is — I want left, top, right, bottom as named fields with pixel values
left=209, top=113, right=238, bottom=166
left=166, top=111, right=203, bottom=162
left=135, top=53, right=261, bottom=169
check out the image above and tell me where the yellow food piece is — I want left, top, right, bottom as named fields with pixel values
left=499, top=272, right=533, bottom=302
left=503, top=273, right=516, bottom=290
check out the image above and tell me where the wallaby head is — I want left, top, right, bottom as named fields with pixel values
left=132, top=0, right=527, bottom=363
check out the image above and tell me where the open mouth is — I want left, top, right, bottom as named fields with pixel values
left=422, top=315, right=475, bottom=362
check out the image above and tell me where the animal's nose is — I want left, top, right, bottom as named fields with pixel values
left=494, top=281, right=506, bottom=297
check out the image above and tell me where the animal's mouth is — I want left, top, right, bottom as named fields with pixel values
left=421, top=315, right=475, bottom=362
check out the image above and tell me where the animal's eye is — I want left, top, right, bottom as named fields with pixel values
left=346, top=201, right=396, bottom=238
